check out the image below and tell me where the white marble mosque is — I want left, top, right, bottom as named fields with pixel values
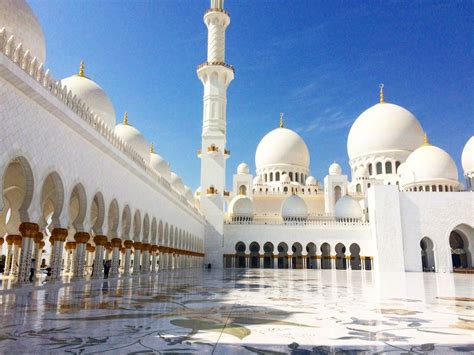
left=0, top=0, right=473, bottom=353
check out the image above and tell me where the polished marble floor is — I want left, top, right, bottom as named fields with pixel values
left=0, top=269, right=473, bottom=354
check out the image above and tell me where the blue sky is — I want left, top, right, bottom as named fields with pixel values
left=29, top=0, right=473, bottom=190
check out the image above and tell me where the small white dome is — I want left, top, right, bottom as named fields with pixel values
left=115, top=114, right=149, bottom=160
left=255, top=127, right=310, bottom=170
left=184, top=186, right=194, bottom=205
left=281, top=173, right=291, bottom=183
left=305, top=176, right=317, bottom=186
left=400, top=143, right=458, bottom=187
left=228, top=195, right=253, bottom=218
left=150, top=149, right=171, bottom=180
left=237, top=162, right=250, bottom=174
left=354, top=165, right=369, bottom=178
left=61, top=69, right=116, bottom=128
left=0, top=0, right=46, bottom=63
left=170, top=172, right=185, bottom=194
left=329, top=162, right=342, bottom=175
left=281, top=194, right=308, bottom=220
left=347, top=103, right=424, bottom=160
left=335, top=195, right=362, bottom=219
left=253, top=175, right=263, bottom=185
left=461, top=136, right=474, bottom=176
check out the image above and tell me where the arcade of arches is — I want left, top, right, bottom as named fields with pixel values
left=0, top=157, right=204, bottom=285
left=225, top=242, right=373, bottom=270
left=419, top=225, right=474, bottom=273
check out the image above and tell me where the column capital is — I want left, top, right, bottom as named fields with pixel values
left=133, top=242, right=142, bottom=251
left=86, top=243, right=95, bottom=253
left=19, top=222, right=39, bottom=238
left=123, top=240, right=134, bottom=248
left=52, top=228, right=68, bottom=242
left=93, top=235, right=108, bottom=246
left=13, top=234, right=22, bottom=246
left=74, top=232, right=90, bottom=244
left=111, top=237, right=122, bottom=248
left=5, top=234, right=15, bottom=245
left=65, top=241, right=76, bottom=250
left=34, top=231, right=43, bottom=243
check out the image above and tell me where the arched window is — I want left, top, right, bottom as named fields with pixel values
left=356, top=184, right=361, bottom=193
left=295, top=173, right=299, bottom=182
left=432, top=185, right=436, bottom=191
left=368, top=164, right=373, bottom=175
left=276, top=172, right=280, bottom=181
left=269, top=172, right=273, bottom=181
left=239, top=185, right=247, bottom=195
left=301, top=173, right=304, bottom=182
left=414, top=186, right=417, bottom=191
left=334, top=185, right=342, bottom=204
left=376, top=162, right=382, bottom=174
left=367, top=183, right=371, bottom=188
left=425, top=185, right=430, bottom=192
left=439, top=185, right=443, bottom=191
left=289, top=172, right=293, bottom=181
left=385, top=161, right=393, bottom=174
left=284, top=187, right=288, bottom=193
left=445, top=185, right=448, bottom=192
left=264, top=174, right=267, bottom=182
left=395, top=161, right=401, bottom=172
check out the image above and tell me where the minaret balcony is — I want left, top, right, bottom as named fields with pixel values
left=223, top=191, right=230, bottom=197
left=205, top=8, right=229, bottom=16
left=197, top=61, right=235, bottom=73
left=206, top=186, right=219, bottom=195
left=207, top=144, right=219, bottom=154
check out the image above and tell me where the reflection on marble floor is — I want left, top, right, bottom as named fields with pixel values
left=0, top=269, right=473, bottom=354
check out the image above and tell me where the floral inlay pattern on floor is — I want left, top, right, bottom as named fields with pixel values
left=0, top=269, right=472, bottom=354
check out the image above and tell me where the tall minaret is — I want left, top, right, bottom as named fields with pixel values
left=197, top=0, right=234, bottom=267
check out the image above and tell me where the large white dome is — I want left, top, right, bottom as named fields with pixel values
left=347, top=103, right=424, bottom=160
left=255, top=127, right=310, bottom=170
left=281, top=194, right=308, bottom=220
left=400, top=143, right=458, bottom=187
left=61, top=66, right=116, bottom=128
left=115, top=114, right=149, bottom=159
left=335, top=195, right=362, bottom=220
left=461, top=136, right=474, bottom=176
left=228, top=195, right=253, bottom=218
left=0, top=0, right=46, bottom=63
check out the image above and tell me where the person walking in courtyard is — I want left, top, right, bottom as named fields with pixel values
left=104, top=260, right=111, bottom=279
left=29, top=258, right=36, bottom=282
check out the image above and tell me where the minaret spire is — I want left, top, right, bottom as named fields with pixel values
left=279, top=113, right=284, bottom=128
left=79, top=60, right=85, bottom=77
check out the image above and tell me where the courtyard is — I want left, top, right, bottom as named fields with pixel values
left=0, top=269, right=472, bottom=354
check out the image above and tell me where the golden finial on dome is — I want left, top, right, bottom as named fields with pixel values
left=379, top=83, right=385, bottom=103
left=279, top=112, right=284, bottom=128
left=79, top=60, right=85, bottom=77
left=423, top=132, right=430, bottom=146
left=123, top=112, right=129, bottom=125
left=150, top=143, right=155, bottom=153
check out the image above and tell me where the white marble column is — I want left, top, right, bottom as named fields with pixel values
left=18, top=223, right=38, bottom=284
left=361, top=256, right=366, bottom=270
left=72, top=232, right=90, bottom=281
left=11, top=240, right=21, bottom=277
left=331, top=255, right=336, bottom=270
left=92, top=245, right=104, bottom=279
left=51, top=228, right=68, bottom=281
left=132, top=242, right=141, bottom=275
left=123, top=247, right=132, bottom=276
left=316, top=255, right=321, bottom=269
left=4, top=237, right=14, bottom=276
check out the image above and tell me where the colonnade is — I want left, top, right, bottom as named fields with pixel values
left=224, top=253, right=373, bottom=270
left=0, top=222, right=205, bottom=285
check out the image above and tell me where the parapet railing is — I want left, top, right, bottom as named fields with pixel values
left=0, top=27, right=200, bottom=217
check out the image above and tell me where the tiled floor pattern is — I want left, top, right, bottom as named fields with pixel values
left=0, top=269, right=472, bottom=354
